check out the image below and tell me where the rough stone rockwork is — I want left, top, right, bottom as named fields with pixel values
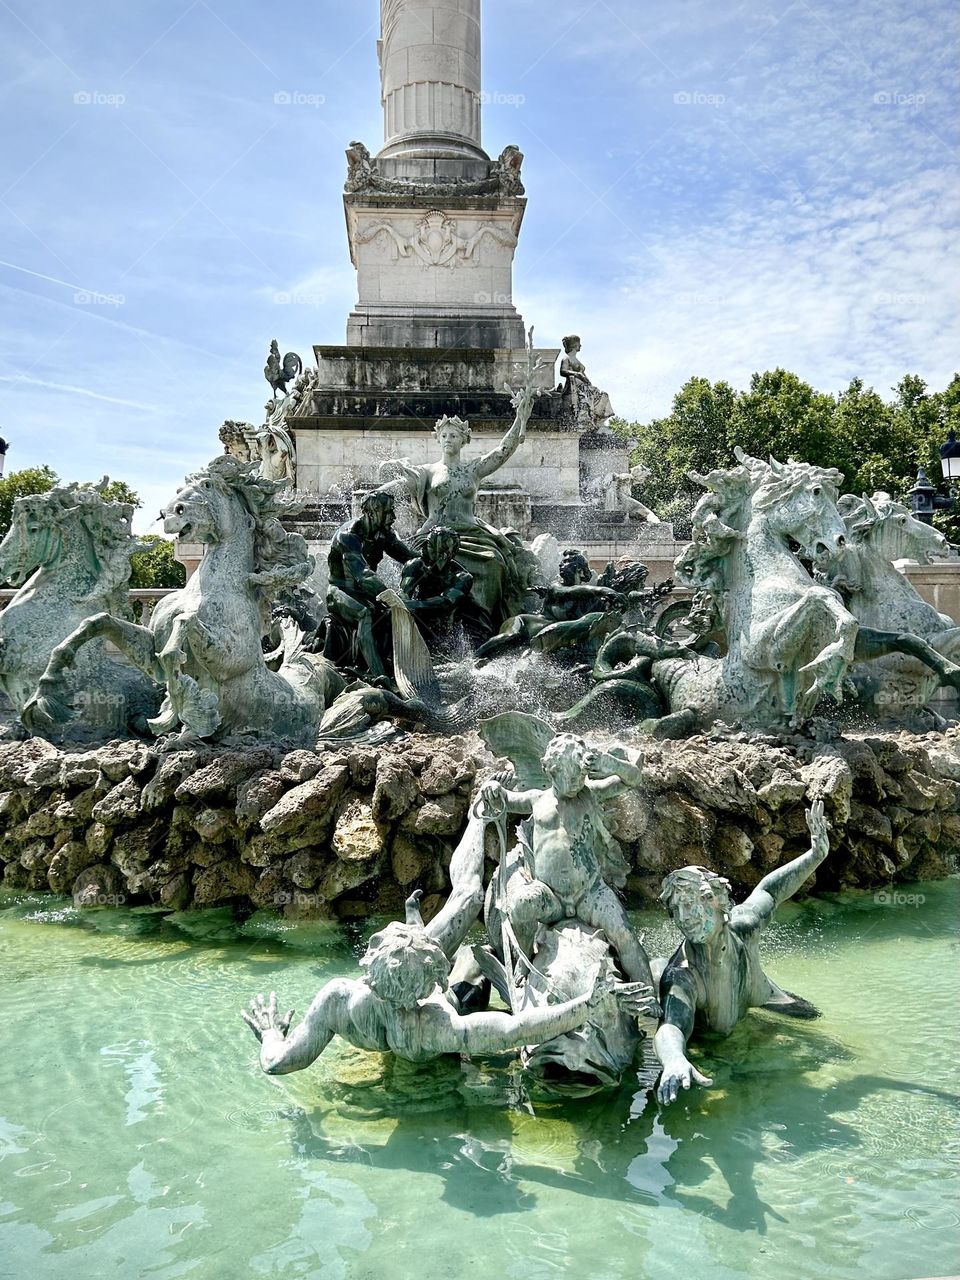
left=0, top=729, right=957, bottom=918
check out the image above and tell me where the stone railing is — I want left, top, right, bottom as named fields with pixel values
left=0, top=589, right=176, bottom=629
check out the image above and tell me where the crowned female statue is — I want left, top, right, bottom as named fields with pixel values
left=379, top=366, right=543, bottom=635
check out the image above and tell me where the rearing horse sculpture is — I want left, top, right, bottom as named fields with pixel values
left=24, top=458, right=344, bottom=745
left=657, top=451, right=858, bottom=730
left=656, top=453, right=960, bottom=733
left=823, top=492, right=960, bottom=721
left=0, top=482, right=159, bottom=737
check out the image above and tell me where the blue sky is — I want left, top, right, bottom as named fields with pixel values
left=1, top=0, right=957, bottom=530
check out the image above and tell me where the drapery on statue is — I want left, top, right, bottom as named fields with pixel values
left=654, top=799, right=830, bottom=1105
left=218, top=418, right=297, bottom=489
left=559, top=335, right=615, bottom=430
left=242, top=802, right=651, bottom=1070
left=0, top=480, right=160, bottom=737
left=256, top=420, right=296, bottom=488
left=24, top=458, right=344, bottom=746
left=378, top=337, right=547, bottom=633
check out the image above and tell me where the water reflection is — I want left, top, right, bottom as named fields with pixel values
left=286, top=1008, right=960, bottom=1258
left=0, top=882, right=958, bottom=1280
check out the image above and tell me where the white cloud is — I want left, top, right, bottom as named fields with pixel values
left=0, top=0, right=955, bottom=529
left=520, top=163, right=959, bottom=421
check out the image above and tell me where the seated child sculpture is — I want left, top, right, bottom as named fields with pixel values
left=479, top=733, right=655, bottom=988
left=654, top=798, right=830, bottom=1104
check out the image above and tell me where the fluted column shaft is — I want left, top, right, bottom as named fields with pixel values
left=379, top=0, right=482, bottom=152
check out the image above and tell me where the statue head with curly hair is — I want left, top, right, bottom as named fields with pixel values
left=542, top=732, right=592, bottom=799
left=360, top=921, right=451, bottom=1009
left=360, top=489, right=398, bottom=530
left=659, top=866, right=733, bottom=943
left=421, top=525, right=461, bottom=569
left=558, top=549, right=591, bottom=586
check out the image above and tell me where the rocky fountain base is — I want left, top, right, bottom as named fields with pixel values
left=1, top=727, right=957, bottom=917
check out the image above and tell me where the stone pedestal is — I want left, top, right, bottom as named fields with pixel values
left=175, top=541, right=204, bottom=581
left=902, top=560, right=960, bottom=622
left=344, top=192, right=527, bottom=349
left=578, top=428, right=634, bottom=502
left=288, top=344, right=578, bottom=508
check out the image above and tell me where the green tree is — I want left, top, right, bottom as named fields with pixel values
left=129, top=535, right=186, bottom=589
left=730, top=369, right=840, bottom=475
left=84, top=478, right=141, bottom=509
left=0, top=466, right=60, bottom=538
left=621, top=369, right=960, bottom=541
left=617, top=377, right=739, bottom=538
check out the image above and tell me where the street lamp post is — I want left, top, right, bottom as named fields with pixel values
left=939, top=428, right=960, bottom=490
left=0, top=438, right=7, bottom=479
left=909, top=414, right=959, bottom=526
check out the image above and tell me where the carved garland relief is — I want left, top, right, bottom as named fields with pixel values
left=356, top=210, right=517, bottom=268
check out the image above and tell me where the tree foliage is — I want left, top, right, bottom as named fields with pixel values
left=129, top=535, right=186, bottom=589
left=0, top=466, right=59, bottom=538
left=616, top=370, right=960, bottom=540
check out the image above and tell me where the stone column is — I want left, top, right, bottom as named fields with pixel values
left=377, top=0, right=486, bottom=169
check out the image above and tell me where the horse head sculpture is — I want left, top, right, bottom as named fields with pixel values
left=839, top=492, right=949, bottom=566
left=163, top=456, right=312, bottom=618
left=0, top=481, right=135, bottom=604
left=0, top=481, right=157, bottom=731
left=738, top=450, right=848, bottom=566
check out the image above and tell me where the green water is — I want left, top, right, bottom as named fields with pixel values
left=0, top=882, right=958, bottom=1280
